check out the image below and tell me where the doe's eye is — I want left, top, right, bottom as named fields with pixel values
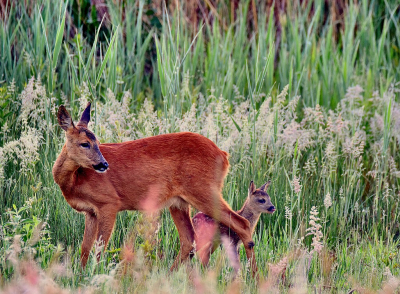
left=80, top=143, right=90, bottom=149
left=258, top=199, right=266, bottom=204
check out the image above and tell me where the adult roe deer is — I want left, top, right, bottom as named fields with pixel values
left=193, top=181, right=274, bottom=275
left=52, top=103, right=257, bottom=274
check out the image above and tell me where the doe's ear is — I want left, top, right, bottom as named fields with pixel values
left=249, top=181, right=256, bottom=195
left=259, top=181, right=271, bottom=192
left=57, top=105, right=75, bottom=131
left=77, top=102, right=91, bottom=128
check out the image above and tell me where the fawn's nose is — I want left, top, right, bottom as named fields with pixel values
left=267, top=205, right=275, bottom=212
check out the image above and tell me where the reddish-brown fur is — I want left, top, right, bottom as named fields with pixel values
left=52, top=103, right=258, bottom=274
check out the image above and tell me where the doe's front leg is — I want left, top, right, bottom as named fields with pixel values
left=244, top=242, right=259, bottom=278
left=95, top=206, right=118, bottom=262
left=169, top=205, right=196, bottom=271
left=81, top=212, right=99, bottom=268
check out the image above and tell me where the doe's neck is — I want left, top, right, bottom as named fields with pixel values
left=52, top=144, right=80, bottom=192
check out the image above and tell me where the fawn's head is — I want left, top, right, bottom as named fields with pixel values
left=57, top=103, right=109, bottom=173
left=247, top=181, right=275, bottom=214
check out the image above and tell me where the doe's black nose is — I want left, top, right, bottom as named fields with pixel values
left=93, top=161, right=109, bottom=172
left=267, top=206, right=275, bottom=212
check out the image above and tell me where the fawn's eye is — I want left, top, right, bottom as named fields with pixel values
left=80, top=142, right=90, bottom=149
left=258, top=199, right=266, bottom=204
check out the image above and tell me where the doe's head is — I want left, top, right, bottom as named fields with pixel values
left=248, top=180, right=275, bottom=214
left=57, top=102, right=108, bottom=173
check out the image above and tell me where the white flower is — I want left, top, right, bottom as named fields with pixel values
left=2, top=126, right=42, bottom=177
left=304, top=156, right=316, bottom=175
left=324, top=192, right=332, bottom=209
left=285, top=206, right=292, bottom=220
left=0, top=147, right=5, bottom=186
left=306, top=206, right=323, bottom=254
left=292, top=176, right=302, bottom=194
left=178, top=103, right=197, bottom=132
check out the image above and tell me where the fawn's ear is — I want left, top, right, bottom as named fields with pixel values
left=58, top=105, right=75, bottom=131
left=249, top=181, right=256, bottom=195
left=259, top=181, right=271, bottom=192
left=77, top=102, right=91, bottom=128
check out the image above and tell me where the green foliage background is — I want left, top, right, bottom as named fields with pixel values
left=1, top=0, right=400, bottom=292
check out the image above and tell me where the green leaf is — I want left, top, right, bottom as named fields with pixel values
left=52, top=2, right=67, bottom=71
left=64, top=43, right=79, bottom=85
left=95, top=27, right=119, bottom=87
left=155, top=37, right=166, bottom=98
left=230, top=115, right=242, bottom=133
left=85, top=17, right=105, bottom=79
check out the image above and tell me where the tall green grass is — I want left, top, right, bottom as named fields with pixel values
left=1, top=1, right=399, bottom=109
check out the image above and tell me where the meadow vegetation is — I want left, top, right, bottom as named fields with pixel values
left=1, top=0, right=400, bottom=293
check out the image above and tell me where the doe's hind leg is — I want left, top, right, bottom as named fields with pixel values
left=215, top=201, right=258, bottom=276
left=187, top=192, right=258, bottom=276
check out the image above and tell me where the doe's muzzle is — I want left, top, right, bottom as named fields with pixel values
left=93, top=161, right=109, bottom=173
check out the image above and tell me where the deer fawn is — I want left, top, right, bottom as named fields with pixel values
left=52, top=103, right=258, bottom=274
left=192, top=181, right=274, bottom=275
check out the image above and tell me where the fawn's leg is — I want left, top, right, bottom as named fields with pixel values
left=211, top=201, right=258, bottom=276
left=81, top=212, right=99, bottom=267
left=186, top=193, right=258, bottom=276
left=193, top=215, right=219, bottom=266
left=221, top=236, right=241, bottom=278
left=196, top=241, right=215, bottom=266
left=169, top=203, right=196, bottom=271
